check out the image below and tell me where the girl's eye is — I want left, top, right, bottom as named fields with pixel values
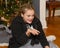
left=27, top=14, right=34, bottom=18
left=27, top=15, right=31, bottom=17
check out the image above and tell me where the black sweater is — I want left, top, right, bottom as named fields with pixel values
left=8, top=16, right=49, bottom=48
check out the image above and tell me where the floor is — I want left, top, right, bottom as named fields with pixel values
left=45, top=16, right=60, bottom=48
left=0, top=16, right=60, bottom=48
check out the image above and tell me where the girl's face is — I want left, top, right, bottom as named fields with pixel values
left=21, top=9, right=35, bottom=24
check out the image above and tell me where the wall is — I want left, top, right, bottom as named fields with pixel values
left=32, top=0, right=47, bottom=28
left=46, top=10, right=60, bottom=17
left=40, top=0, right=47, bottom=28
left=32, top=0, right=40, bottom=18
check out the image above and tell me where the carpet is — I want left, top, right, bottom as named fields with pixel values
left=0, top=30, right=59, bottom=48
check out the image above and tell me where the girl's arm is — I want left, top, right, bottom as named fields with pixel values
left=1, top=16, right=9, bottom=22
left=10, top=20, right=29, bottom=45
left=36, top=18, right=50, bottom=48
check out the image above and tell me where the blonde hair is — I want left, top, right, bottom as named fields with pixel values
left=19, top=4, right=35, bottom=15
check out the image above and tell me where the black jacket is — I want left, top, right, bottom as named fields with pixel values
left=8, top=16, right=49, bottom=48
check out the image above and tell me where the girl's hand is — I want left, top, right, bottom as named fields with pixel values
left=30, top=28, right=40, bottom=35
left=26, top=28, right=40, bottom=36
left=26, top=29, right=31, bottom=37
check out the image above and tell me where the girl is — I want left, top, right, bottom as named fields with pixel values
left=8, top=4, right=50, bottom=48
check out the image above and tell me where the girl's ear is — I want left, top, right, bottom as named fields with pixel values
left=21, top=13, right=24, bottom=17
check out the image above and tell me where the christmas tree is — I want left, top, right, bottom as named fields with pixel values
left=0, top=0, right=32, bottom=19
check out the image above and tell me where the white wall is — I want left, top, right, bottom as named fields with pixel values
left=55, top=10, right=60, bottom=16
left=40, top=0, right=47, bottom=28
left=46, top=10, right=60, bottom=17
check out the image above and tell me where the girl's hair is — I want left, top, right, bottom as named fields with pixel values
left=19, top=4, right=35, bottom=15
left=19, top=3, right=39, bottom=19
